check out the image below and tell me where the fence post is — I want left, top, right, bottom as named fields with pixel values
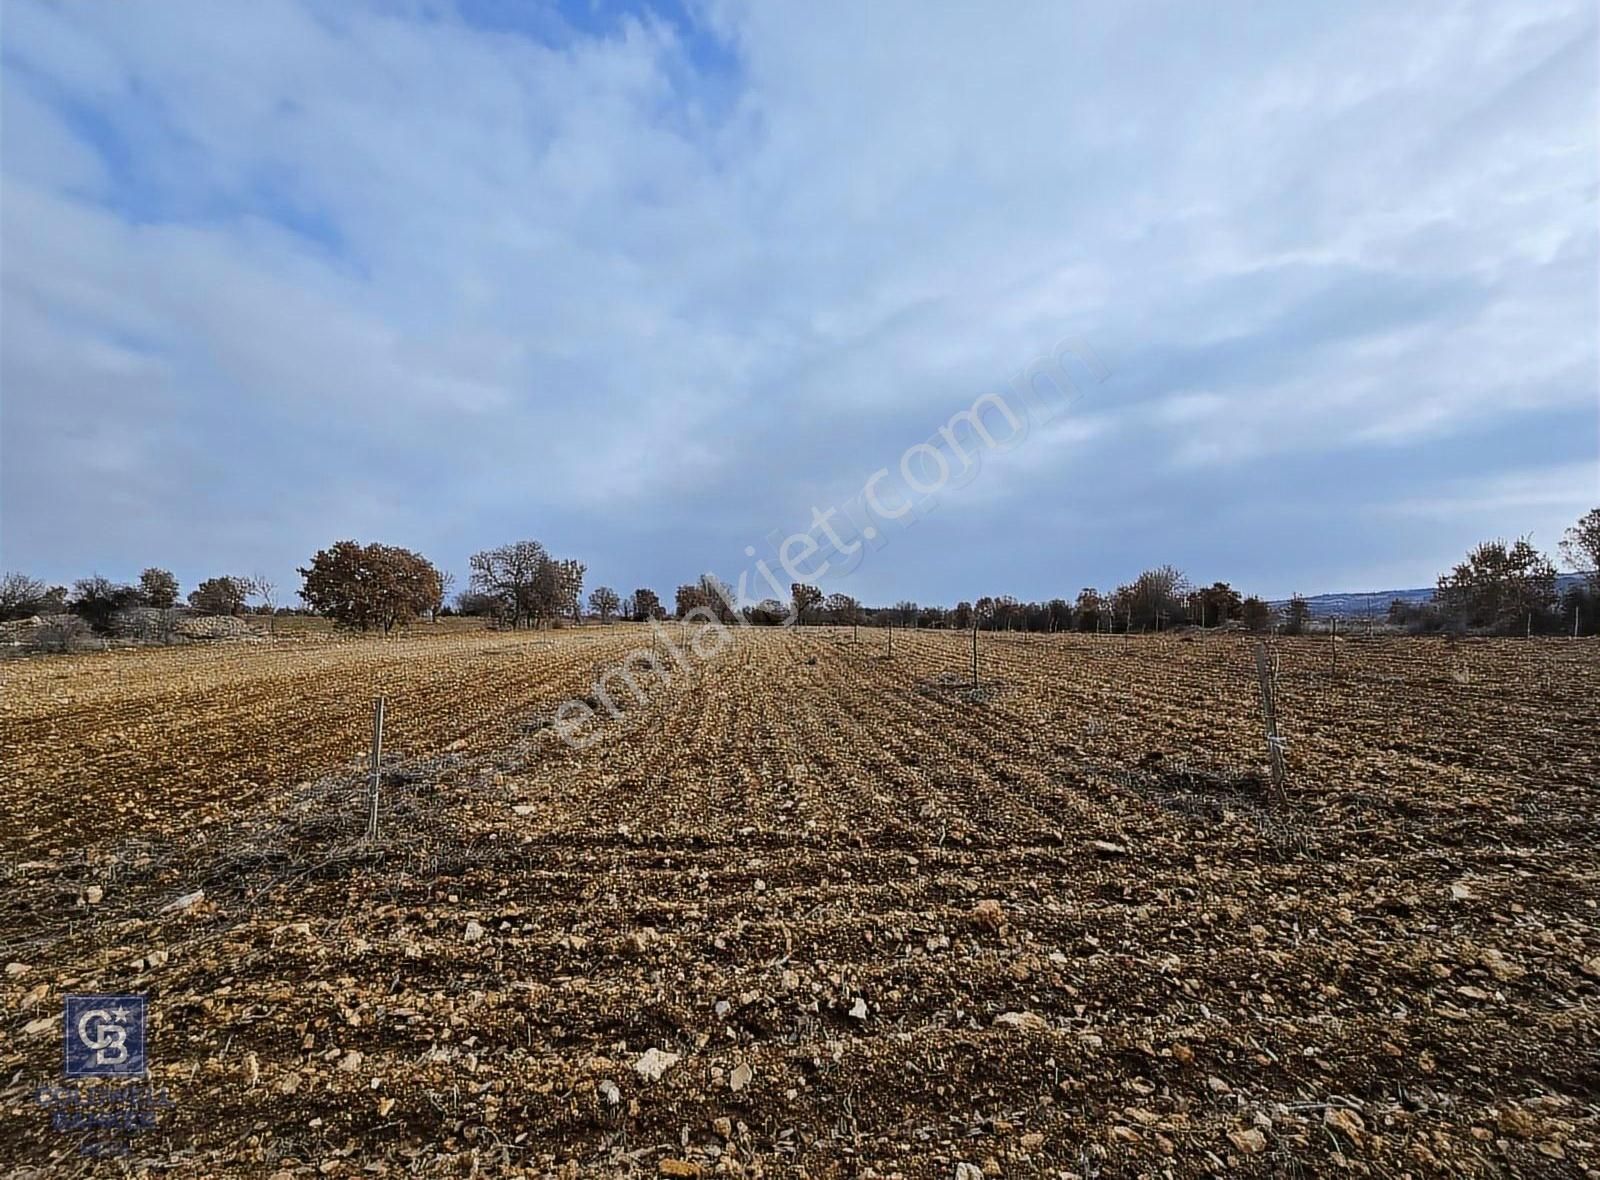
left=1330, top=616, right=1337, bottom=677
left=365, top=695, right=386, bottom=841
left=887, top=622, right=892, bottom=659
left=1253, top=643, right=1287, bottom=806
left=971, top=626, right=979, bottom=690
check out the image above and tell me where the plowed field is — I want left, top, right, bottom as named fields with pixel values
left=2, top=627, right=1597, bottom=1177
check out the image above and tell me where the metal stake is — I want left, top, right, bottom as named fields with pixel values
left=365, top=695, right=386, bottom=841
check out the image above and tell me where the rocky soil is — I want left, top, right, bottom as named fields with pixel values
left=2, top=629, right=1596, bottom=1177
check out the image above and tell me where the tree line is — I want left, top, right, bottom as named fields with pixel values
left=0, top=568, right=281, bottom=630
left=3, top=508, right=1595, bottom=640
left=730, top=570, right=1279, bottom=633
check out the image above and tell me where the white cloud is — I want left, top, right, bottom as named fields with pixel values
left=1386, top=461, right=1600, bottom=520
left=1, top=0, right=1595, bottom=598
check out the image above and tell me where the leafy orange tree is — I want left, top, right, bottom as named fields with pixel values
left=188, top=576, right=248, bottom=616
left=299, top=541, right=443, bottom=633
left=1562, top=508, right=1600, bottom=587
left=1436, top=536, right=1556, bottom=633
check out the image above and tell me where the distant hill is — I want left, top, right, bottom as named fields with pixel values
left=1270, top=573, right=1587, bottom=618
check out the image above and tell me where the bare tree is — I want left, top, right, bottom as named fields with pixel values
left=633, top=588, right=663, bottom=621
left=699, top=574, right=738, bottom=624
left=1, top=572, right=52, bottom=621
left=245, top=573, right=279, bottom=634
left=434, top=571, right=456, bottom=622
left=675, top=583, right=707, bottom=619
left=824, top=592, right=860, bottom=625
left=470, top=541, right=544, bottom=628
left=470, top=542, right=580, bottom=628
left=588, top=585, right=621, bottom=623
left=790, top=583, right=823, bottom=625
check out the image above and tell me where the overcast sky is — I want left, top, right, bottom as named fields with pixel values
left=2, top=0, right=1597, bottom=605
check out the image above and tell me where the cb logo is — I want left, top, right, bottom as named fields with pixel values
left=63, top=995, right=146, bottom=1078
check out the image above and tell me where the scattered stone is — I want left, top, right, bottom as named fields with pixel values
left=970, top=899, right=1004, bottom=932
left=9, top=629, right=1593, bottom=1177
left=993, top=1011, right=1048, bottom=1031
left=161, top=889, right=204, bottom=914
left=1478, top=948, right=1525, bottom=981
left=1324, top=1108, right=1365, bottom=1143
left=634, top=1047, right=680, bottom=1082
left=1228, top=1128, right=1267, bottom=1155
left=1496, top=1106, right=1536, bottom=1139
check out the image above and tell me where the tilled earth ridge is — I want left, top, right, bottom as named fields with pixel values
left=1, top=628, right=1597, bottom=1177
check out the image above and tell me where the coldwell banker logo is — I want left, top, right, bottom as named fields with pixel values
left=63, top=995, right=147, bottom=1078
left=41, top=996, right=168, bottom=1156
